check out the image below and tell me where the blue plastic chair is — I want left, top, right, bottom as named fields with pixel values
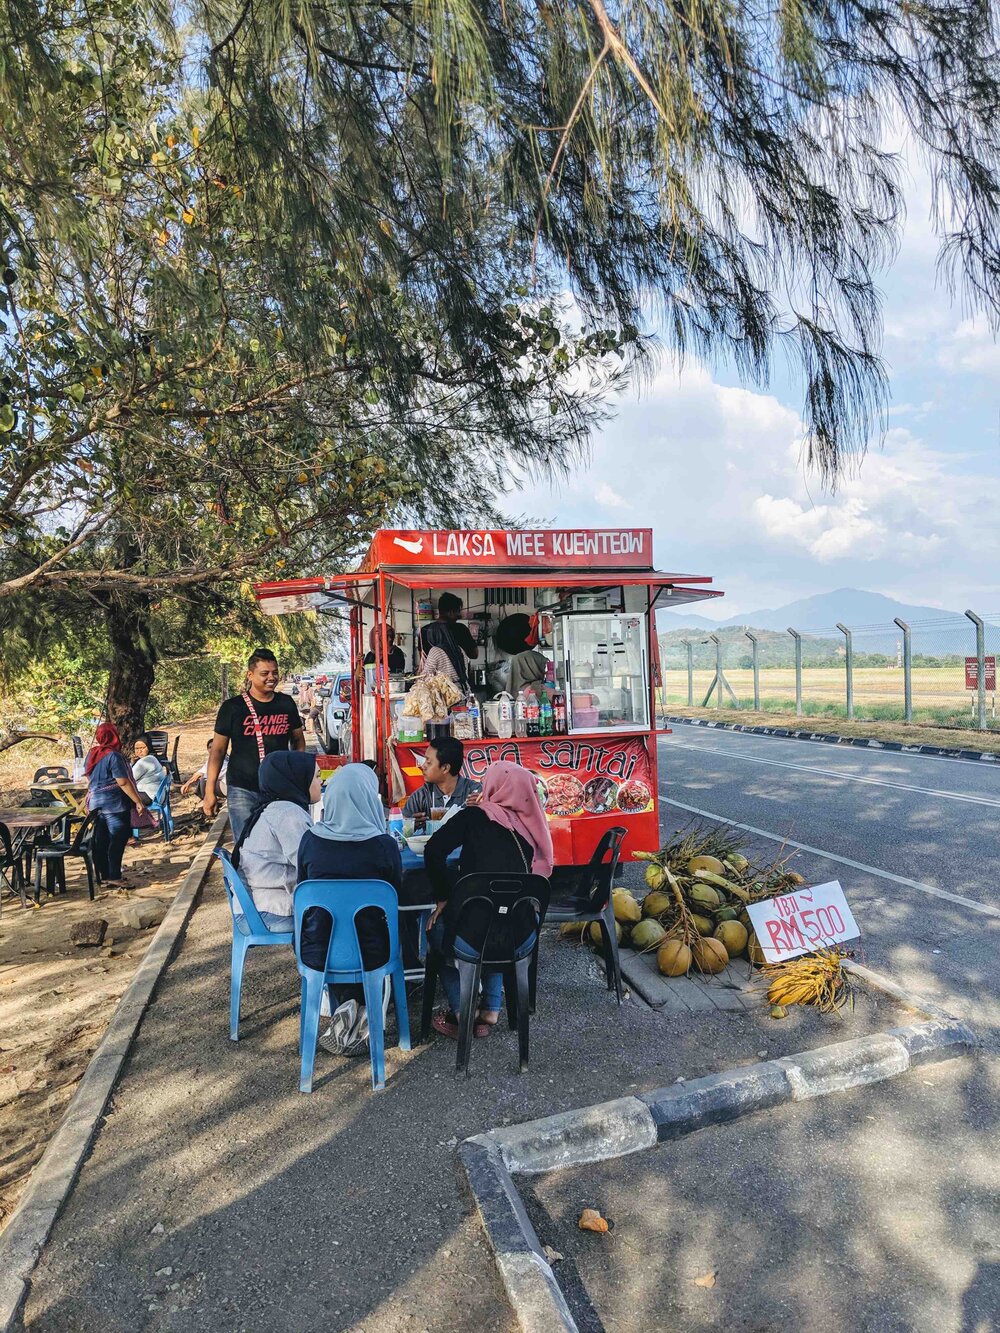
left=215, top=848, right=293, bottom=1040
left=134, top=770, right=175, bottom=843
left=294, top=879, right=411, bottom=1094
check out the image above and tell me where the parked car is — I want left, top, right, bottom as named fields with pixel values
left=317, top=672, right=352, bottom=755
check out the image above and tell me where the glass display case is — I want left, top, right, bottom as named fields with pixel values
left=553, top=611, right=649, bottom=731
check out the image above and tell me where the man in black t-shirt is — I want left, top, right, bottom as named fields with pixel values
left=419, top=592, right=478, bottom=661
left=203, top=647, right=306, bottom=839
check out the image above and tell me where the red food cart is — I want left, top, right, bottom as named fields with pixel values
left=254, top=527, right=722, bottom=865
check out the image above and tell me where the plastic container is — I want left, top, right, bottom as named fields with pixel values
left=424, top=717, right=453, bottom=743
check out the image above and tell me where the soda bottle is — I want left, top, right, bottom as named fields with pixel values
left=526, top=694, right=540, bottom=738
left=514, top=689, right=528, bottom=739
left=539, top=695, right=553, bottom=736
left=552, top=691, right=567, bottom=735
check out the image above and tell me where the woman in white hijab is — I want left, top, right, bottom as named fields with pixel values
left=297, top=764, right=401, bottom=1056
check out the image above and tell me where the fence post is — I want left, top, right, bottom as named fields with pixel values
left=836, top=622, right=854, bottom=720
left=788, top=628, right=802, bottom=716
left=681, top=640, right=693, bottom=707
left=747, top=630, right=760, bottom=710
left=220, top=662, right=230, bottom=704
left=966, top=610, right=987, bottom=731
left=894, top=617, right=912, bottom=723
left=712, top=634, right=723, bottom=710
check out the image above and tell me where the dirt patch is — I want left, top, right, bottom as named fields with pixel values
left=662, top=705, right=1000, bottom=753
left=0, top=716, right=219, bottom=1229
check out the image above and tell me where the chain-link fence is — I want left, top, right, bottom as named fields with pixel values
left=659, top=611, right=1000, bottom=733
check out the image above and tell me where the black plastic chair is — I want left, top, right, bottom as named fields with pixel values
left=168, top=735, right=182, bottom=782
left=71, top=735, right=84, bottom=759
left=146, top=730, right=170, bottom=763
left=0, top=824, right=27, bottom=911
left=420, top=872, right=550, bottom=1077
left=528, top=826, right=627, bottom=1008
left=33, top=765, right=69, bottom=785
left=32, top=811, right=98, bottom=903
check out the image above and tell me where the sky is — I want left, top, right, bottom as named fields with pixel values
left=511, top=151, right=1000, bottom=621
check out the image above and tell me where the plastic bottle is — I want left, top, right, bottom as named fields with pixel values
left=514, top=689, right=527, bottom=739
left=496, top=691, right=514, bottom=739
left=526, top=693, right=540, bottom=738
left=388, top=806, right=405, bottom=848
left=539, top=695, right=553, bottom=736
left=552, top=691, right=568, bottom=735
left=467, top=691, right=482, bottom=741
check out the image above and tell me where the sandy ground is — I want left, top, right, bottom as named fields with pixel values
left=661, top=704, right=1000, bottom=752
left=0, top=714, right=219, bottom=1228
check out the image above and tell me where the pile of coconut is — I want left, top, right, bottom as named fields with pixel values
left=560, top=824, right=806, bottom=980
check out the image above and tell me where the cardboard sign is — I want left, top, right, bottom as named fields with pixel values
left=746, top=881, right=859, bottom=963
left=365, top=528, right=653, bottom=570
left=394, top=736, right=654, bottom=820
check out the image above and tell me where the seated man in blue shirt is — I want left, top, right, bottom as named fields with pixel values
left=403, top=736, right=480, bottom=821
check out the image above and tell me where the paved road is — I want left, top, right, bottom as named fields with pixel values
left=658, top=725, right=1000, bottom=1041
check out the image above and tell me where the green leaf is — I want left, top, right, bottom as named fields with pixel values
left=0, top=404, right=15, bottom=431
left=67, top=382, right=86, bottom=403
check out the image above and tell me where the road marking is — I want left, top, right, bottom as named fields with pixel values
left=667, top=740, right=1000, bottom=809
left=659, top=795, right=1000, bottom=921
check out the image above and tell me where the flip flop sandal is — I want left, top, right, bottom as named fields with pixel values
left=473, top=1021, right=496, bottom=1038
left=431, top=1011, right=460, bottom=1040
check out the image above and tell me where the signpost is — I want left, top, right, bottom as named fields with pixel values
left=746, top=881, right=860, bottom=963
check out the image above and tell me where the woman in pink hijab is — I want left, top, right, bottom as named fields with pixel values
left=424, top=761, right=552, bottom=1039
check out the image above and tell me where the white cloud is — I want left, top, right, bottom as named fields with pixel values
left=938, top=318, right=1000, bottom=373
left=594, top=481, right=630, bottom=509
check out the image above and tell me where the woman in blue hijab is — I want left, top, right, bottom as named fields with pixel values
left=297, top=764, right=401, bottom=1057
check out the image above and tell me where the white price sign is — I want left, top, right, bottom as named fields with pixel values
left=746, top=881, right=859, bottom=963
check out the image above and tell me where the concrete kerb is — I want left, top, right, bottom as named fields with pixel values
left=460, top=968, right=979, bottom=1333
left=0, top=810, right=229, bottom=1333
left=661, top=713, right=1000, bottom=763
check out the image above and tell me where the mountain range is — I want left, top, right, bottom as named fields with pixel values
left=658, top=588, right=973, bottom=657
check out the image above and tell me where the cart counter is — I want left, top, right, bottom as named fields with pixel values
left=394, top=730, right=662, bottom=864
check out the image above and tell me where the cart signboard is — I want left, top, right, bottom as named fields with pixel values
left=364, top=528, right=653, bottom=570
left=746, top=881, right=859, bottom=964
left=965, top=656, right=996, bottom=691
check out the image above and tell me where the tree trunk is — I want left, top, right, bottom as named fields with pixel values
left=102, top=595, right=157, bottom=743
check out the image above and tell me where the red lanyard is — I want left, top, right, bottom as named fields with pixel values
left=242, top=692, right=267, bottom=764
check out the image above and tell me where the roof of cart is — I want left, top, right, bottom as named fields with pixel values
left=253, top=527, right=723, bottom=614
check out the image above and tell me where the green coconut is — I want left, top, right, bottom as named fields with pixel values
left=630, top=918, right=668, bottom=952
left=642, top=890, right=673, bottom=919
left=692, top=912, right=715, bottom=937
left=715, top=906, right=738, bottom=922
left=612, top=887, right=642, bottom=925
left=688, top=854, right=725, bottom=876
left=690, top=883, right=722, bottom=912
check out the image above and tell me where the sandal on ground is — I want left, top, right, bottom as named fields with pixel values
left=431, top=1011, right=460, bottom=1040
left=474, top=1012, right=499, bottom=1038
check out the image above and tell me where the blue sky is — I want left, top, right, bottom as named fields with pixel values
left=513, top=154, right=1000, bottom=620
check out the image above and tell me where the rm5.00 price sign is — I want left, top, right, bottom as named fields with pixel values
left=746, top=881, right=859, bottom=964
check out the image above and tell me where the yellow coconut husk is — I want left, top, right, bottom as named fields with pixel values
left=692, top=936, right=729, bottom=974
left=691, top=912, right=715, bottom=937
left=559, top=921, right=588, bottom=938
left=747, top=931, right=767, bottom=967
left=588, top=919, right=622, bottom=948
left=611, top=887, right=642, bottom=925
left=688, top=854, right=725, bottom=876
left=714, top=920, right=749, bottom=957
left=657, top=939, right=692, bottom=976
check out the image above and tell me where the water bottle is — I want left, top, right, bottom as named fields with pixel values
left=467, top=692, right=482, bottom=741
left=388, top=806, right=405, bottom=848
left=514, top=689, right=527, bottom=739
left=496, top=691, right=514, bottom=739
left=539, top=695, right=553, bottom=736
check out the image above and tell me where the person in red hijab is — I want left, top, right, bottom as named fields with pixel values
left=423, top=762, right=552, bottom=1038
left=85, top=723, right=145, bottom=889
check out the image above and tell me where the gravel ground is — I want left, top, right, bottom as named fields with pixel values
left=18, top=862, right=906, bottom=1333
left=521, top=1052, right=1000, bottom=1333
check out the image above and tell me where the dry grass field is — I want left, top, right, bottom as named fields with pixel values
left=662, top=666, right=996, bottom=729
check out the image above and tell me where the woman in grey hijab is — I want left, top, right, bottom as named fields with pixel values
left=297, top=764, right=401, bottom=1056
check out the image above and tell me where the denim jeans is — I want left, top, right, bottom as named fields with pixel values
left=226, top=785, right=258, bottom=843
left=93, top=809, right=132, bottom=880
left=430, top=919, right=537, bottom=1016
left=234, top=910, right=293, bottom=935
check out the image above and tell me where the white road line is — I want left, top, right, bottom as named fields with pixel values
left=667, top=739, right=1000, bottom=809
left=660, top=795, right=1000, bottom=921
